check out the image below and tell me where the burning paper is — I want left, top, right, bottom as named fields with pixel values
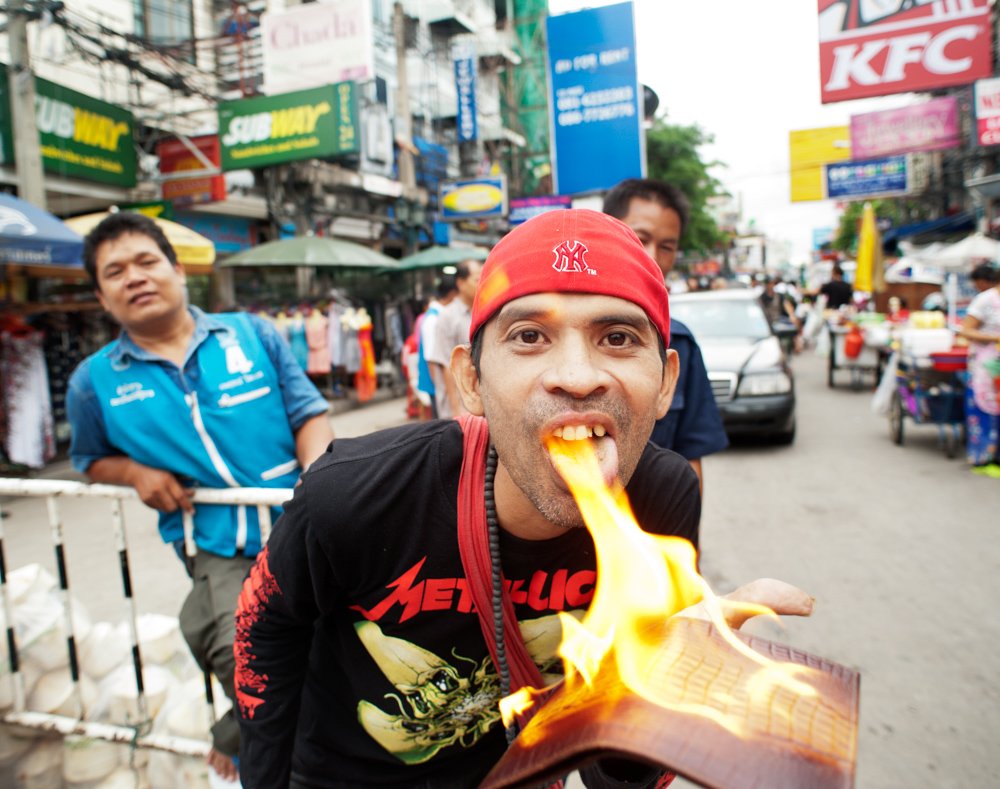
left=483, top=438, right=859, bottom=789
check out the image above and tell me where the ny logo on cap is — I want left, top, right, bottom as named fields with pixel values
left=551, top=240, right=596, bottom=275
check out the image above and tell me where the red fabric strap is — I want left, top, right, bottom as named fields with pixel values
left=456, top=414, right=546, bottom=694
left=457, top=416, right=668, bottom=788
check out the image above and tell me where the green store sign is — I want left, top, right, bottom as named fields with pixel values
left=218, top=82, right=359, bottom=171
left=0, top=64, right=137, bottom=187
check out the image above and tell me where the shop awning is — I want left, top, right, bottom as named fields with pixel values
left=882, top=212, right=975, bottom=245
left=390, top=245, right=489, bottom=272
left=218, top=235, right=398, bottom=269
left=0, top=193, right=83, bottom=267
left=64, top=211, right=217, bottom=272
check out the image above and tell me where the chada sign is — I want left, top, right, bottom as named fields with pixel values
left=439, top=176, right=508, bottom=221
left=0, top=64, right=136, bottom=187
left=218, top=82, right=359, bottom=171
left=974, top=77, right=1000, bottom=146
left=817, top=0, right=992, bottom=104
left=157, top=135, right=226, bottom=206
left=261, top=0, right=374, bottom=95
left=850, top=96, right=959, bottom=159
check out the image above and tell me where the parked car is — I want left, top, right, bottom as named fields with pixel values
left=670, top=289, right=796, bottom=444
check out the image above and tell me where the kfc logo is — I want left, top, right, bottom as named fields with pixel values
left=551, top=240, right=596, bottom=275
left=817, top=0, right=991, bottom=103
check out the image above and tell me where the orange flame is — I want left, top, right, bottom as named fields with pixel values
left=499, top=687, right=541, bottom=729
left=502, top=437, right=818, bottom=739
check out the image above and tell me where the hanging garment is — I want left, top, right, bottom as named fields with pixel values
left=1, top=328, right=56, bottom=468
left=355, top=319, right=377, bottom=403
left=288, top=314, right=309, bottom=370
left=327, top=304, right=347, bottom=369
left=306, top=313, right=331, bottom=375
left=342, top=309, right=362, bottom=374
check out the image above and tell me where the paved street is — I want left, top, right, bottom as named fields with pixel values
left=2, top=353, right=998, bottom=788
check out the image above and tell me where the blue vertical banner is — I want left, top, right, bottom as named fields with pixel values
left=546, top=2, right=644, bottom=195
left=453, top=41, right=478, bottom=143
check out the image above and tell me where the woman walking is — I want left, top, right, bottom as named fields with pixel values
left=959, top=264, right=1000, bottom=473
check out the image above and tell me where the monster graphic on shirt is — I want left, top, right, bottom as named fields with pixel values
left=354, top=611, right=582, bottom=764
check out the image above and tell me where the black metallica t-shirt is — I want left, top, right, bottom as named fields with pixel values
left=236, top=420, right=700, bottom=788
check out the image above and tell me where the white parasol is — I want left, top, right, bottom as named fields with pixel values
left=912, top=232, right=1000, bottom=326
left=919, top=232, right=1000, bottom=271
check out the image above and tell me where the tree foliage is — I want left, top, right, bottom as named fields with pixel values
left=644, top=119, right=726, bottom=254
left=832, top=198, right=932, bottom=254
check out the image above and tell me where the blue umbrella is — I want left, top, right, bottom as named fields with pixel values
left=0, top=193, right=84, bottom=267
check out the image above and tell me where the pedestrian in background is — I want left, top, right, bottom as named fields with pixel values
left=819, top=265, right=854, bottom=309
left=603, top=178, right=729, bottom=490
left=415, top=276, right=458, bottom=419
left=66, top=212, right=333, bottom=780
left=958, top=263, right=1000, bottom=474
left=427, top=259, right=483, bottom=418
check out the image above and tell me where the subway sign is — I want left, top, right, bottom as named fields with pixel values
left=217, top=82, right=359, bottom=170
left=0, top=63, right=137, bottom=187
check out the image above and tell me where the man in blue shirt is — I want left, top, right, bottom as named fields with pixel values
left=67, top=212, right=333, bottom=780
left=604, top=179, right=729, bottom=489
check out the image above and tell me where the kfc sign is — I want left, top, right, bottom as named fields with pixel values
left=818, top=0, right=992, bottom=104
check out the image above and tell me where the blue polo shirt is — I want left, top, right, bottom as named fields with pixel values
left=68, top=307, right=328, bottom=473
left=67, top=307, right=329, bottom=555
left=651, top=318, right=729, bottom=460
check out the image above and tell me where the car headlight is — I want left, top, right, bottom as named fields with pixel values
left=737, top=371, right=792, bottom=396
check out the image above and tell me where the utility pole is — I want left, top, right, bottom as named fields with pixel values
left=393, top=2, right=415, bottom=193
left=7, top=0, right=47, bottom=208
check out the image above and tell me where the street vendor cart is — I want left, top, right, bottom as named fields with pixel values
left=828, top=322, right=884, bottom=389
left=889, top=348, right=967, bottom=458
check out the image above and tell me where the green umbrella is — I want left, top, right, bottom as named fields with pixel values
left=391, top=245, right=490, bottom=272
left=218, top=235, right=398, bottom=269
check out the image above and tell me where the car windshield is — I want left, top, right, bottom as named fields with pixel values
left=671, top=298, right=771, bottom=340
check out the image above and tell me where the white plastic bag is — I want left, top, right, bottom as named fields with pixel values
left=871, top=352, right=899, bottom=415
left=814, top=325, right=831, bottom=357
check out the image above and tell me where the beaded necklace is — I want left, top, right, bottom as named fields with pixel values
left=484, top=444, right=517, bottom=745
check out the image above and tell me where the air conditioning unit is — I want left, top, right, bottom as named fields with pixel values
left=364, top=112, right=393, bottom=164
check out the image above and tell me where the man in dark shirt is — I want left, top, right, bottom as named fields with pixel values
left=820, top=265, right=854, bottom=309
left=603, top=178, right=728, bottom=491
left=235, top=210, right=812, bottom=788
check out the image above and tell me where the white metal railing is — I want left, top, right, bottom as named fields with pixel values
left=0, top=479, right=291, bottom=757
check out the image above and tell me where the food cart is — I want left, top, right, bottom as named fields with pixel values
left=827, top=319, right=885, bottom=389
left=888, top=341, right=966, bottom=458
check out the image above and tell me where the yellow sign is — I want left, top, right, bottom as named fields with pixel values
left=789, top=126, right=851, bottom=202
left=442, top=183, right=504, bottom=214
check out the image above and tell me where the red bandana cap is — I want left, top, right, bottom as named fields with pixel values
left=469, top=208, right=670, bottom=345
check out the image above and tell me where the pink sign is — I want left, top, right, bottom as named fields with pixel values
left=850, top=97, right=959, bottom=159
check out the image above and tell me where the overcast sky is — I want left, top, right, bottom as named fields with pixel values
left=546, top=0, right=921, bottom=264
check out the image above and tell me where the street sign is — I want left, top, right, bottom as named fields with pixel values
left=825, top=155, right=910, bottom=200
left=217, top=82, right=359, bottom=170
left=546, top=2, right=644, bottom=195
left=0, top=63, right=136, bottom=187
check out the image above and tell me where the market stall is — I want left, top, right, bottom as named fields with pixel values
left=869, top=313, right=969, bottom=458
left=889, top=341, right=967, bottom=458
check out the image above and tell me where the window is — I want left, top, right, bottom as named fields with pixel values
left=133, top=0, right=195, bottom=55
